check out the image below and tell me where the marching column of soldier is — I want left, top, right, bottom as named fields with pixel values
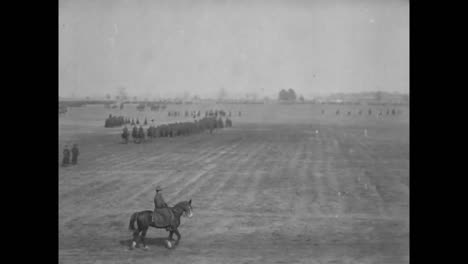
left=63, top=109, right=237, bottom=165
left=322, top=108, right=400, bottom=116
left=122, top=115, right=233, bottom=143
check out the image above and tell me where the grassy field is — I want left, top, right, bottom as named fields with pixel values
left=59, top=103, right=409, bottom=264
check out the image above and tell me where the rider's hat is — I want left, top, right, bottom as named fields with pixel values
left=155, top=185, right=163, bottom=192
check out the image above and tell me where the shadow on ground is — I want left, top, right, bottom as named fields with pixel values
left=119, top=237, right=179, bottom=250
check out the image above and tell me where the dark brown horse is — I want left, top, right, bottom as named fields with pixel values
left=128, top=200, right=193, bottom=250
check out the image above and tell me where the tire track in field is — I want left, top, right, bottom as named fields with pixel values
left=120, top=143, right=231, bottom=208
left=232, top=137, right=273, bottom=213
left=307, top=128, right=326, bottom=217
left=253, top=130, right=297, bottom=215
left=209, top=141, right=263, bottom=211
left=314, top=127, right=338, bottom=216
left=293, top=135, right=318, bottom=218
left=350, top=134, right=409, bottom=217
left=289, top=136, right=309, bottom=218
left=189, top=138, right=249, bottom=211
left=241, top=136, right=277, bottom=213
left=167, top=140, right=244, bottom=203
left=252, top=135, right=288, bottom=212
left=327, top=129, right=382, bottom=216
left=307, top=128, right=327, bottom=216
left=161, top=141, right=241, bottom=199
left=209, top=134, right=269, bottom=212
left=201, top=134, right=253, bottom=210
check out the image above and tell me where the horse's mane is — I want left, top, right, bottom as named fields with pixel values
left=172, top=200, right=188, bottom=209
left=169, top=200, right=188, bottom=215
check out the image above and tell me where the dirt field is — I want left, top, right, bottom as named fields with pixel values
left=59, top=104, right=409, bottom=264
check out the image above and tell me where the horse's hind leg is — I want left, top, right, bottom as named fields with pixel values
left=168, top=230, right=174, bottom=240
left=131, top=229, right=140, bottom=249
left=141, top=228, right=149, bottom=250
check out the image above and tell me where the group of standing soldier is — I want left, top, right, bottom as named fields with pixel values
left=105, top=115, right=152, bottom=129
left=62, top=144, right=79, bottom=167
left=105, top=115, right=130, bottom=128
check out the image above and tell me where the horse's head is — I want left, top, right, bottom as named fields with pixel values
left=175, top=199, right=193, bottom=218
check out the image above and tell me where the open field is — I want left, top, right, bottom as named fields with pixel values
left=59, top=104, right=409, bottom=264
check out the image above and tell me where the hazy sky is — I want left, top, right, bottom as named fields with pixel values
left=59, top=0, right=409, bottom=99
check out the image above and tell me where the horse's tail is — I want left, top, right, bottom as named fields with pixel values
left=128, top=212, right=138, bottom=231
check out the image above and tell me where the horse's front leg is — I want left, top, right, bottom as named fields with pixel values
left=168, top=230, right=174, bottom=241
left=174, top=228, right=181, bottom=244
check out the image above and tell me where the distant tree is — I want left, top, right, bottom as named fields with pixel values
left=299, top=95, right=304, bottom=102
left=86, top=96, right=90, bottom=100
left=287, top=89, right=297, bottom=101
left=133, top=96, right=137, bottom=101
left=106, top=94, right=111, bottom=100
left=278, top=89, right=288, bottom=100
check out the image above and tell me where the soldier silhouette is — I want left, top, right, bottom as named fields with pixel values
left=62, top=145, right=70, bottom=167
left=71, top=144, right=79, bottom=165
left=153, top=185, right=174, bottom=231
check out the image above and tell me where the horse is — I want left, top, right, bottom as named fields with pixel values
left=128, top=200, right=193, bottom=250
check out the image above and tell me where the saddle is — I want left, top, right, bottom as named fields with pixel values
left=152, top=208, right=174, bottom=229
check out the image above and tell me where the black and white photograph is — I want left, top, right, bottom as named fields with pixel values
left=59, top=0, right=409, bottom=263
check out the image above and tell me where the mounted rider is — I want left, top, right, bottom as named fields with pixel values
left=153, top=185, right=174, bottom=231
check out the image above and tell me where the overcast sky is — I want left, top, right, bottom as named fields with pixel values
left=59, top=0, right=409, bottom=99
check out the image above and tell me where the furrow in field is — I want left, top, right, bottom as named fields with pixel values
left=168, top=141, right=243, bottom=203
left=352, top=135, right=409, bottom=218
left=233, top=138, right=273, bottom=213
left=289, top=137, right=308, bottom=218
left=294, top=134, right=319, bottom=217
left=252, top=132, right=294, bottom=215
left=210, top=137, right=266, bottom=212
left=313, top=127, right=335, bottom=216
left=162, top=142, right=242, bottom=204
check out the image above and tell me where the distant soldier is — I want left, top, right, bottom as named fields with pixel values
left=71, top=144, right=79, bottom=165
left=368, top=109, right=372, bottom=115
left=131, top=119, right=135, bottom=126
left=136, top=119, right=140, bottom=125
left=321, top=109, right=325, bottom=115
left=132, top=126, right=138, bottom=143
left=392, top=109, right=396, bottom=115
left=218, top=118, right=224, bottom=129
left=138, top=126, right=145, bottom=143
left=144, top=118, right=148, bottom=126
left=122, top=126, right=129, bottom=143
left=336, top=110, right=340, bottom=115
left=62, top=145, right=70, bottom=167
left=147, top=126, right=152, bottom=138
